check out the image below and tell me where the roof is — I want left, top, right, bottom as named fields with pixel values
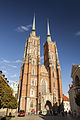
left=63, top=94, right=69, bottom=101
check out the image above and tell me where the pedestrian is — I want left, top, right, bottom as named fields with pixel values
left=61, top=111, right=64, bottom=116
left=65, top=111, right=67, bottom=116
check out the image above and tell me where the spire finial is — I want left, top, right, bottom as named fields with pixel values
left=32, top=13, right=35, bottom=30
left=32, top=13, right=36, bottom=36
left=47, top=19, right=50, bottom=36
left=47, top=19, right=52, bottom=42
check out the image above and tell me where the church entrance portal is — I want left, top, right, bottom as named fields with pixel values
left=45, top=100, right=52, bottom=110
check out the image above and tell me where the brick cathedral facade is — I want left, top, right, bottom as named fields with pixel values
left=18, top=15, right=63, bottom=114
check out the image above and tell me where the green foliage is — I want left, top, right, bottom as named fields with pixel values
left=0, top=79, right=17, bottom=109
left=75, top=92, right=80, bottom=107
left=9, top=96, right=17, bottom=109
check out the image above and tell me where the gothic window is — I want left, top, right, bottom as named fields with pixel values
left=33, top=40, right=36, bottom=45
left=75, top=75, right=80, bottom=86
left=53, top=93, right=56, bottom=103
left=53, top=72, right=54, bottom=77
left=41, top=79, right=47, bottom=95
left=32, top=68, right=35, bottom=75
left=51, top=53, right=54, bottom=59
left=30, top=101, right=33, bottom=108
left=31, top=78, right=35, bottom=86
left=52, top=66, right=54, bottom=70
left=53, top=82, right=55, bottom=88
left=30, top=88, right=35, bottom=97
left=32, top=59, right=35, bottom=65
left=33, top=49, right=36, bottom=56
left=54, top=97, right=56, bottom=102
left=53, top=66, right=54, bottom=77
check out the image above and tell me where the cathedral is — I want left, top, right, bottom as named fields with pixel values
left=18, top=15, right=63, bottom=114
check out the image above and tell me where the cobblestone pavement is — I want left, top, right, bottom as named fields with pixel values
left=12, top=114, right=80, bottom=120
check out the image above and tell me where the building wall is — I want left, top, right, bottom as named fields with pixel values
left=18, top=24, right=63, bottom=114
left=63, top=101, right=70, bottom=112
left=69, top=65, right=80, bottom=116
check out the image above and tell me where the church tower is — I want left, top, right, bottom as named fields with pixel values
left=44, top=20, right=63, bottom=106
left=18, top=16, right=63, bottom=114
left=18, top=15, right=40, bottom=113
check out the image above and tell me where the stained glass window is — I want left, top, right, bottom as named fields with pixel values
left=41, top=79, right=47, bottom=95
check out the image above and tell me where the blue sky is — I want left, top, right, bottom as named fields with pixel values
left=0, top=0, right=80, bottom=96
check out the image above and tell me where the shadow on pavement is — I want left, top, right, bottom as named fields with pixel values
left=39, top=113, right=80, bottom=120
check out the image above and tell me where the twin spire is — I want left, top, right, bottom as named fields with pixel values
left=32, top=15, right=52, bottom=42
left=47, top=19, right=52, bottom=42
left=32, top=14, right=35, bottom=31
left=32, top=14, right=36, bottom=36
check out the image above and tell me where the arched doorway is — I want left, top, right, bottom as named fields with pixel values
left=45, top=100, right=52, bottom=110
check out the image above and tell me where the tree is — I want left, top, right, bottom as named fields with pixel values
left=0, top=78, right=17, bottom=114
left=75, top=92, right=80, bottom=107
left=9, top=96, right=17, bottom=109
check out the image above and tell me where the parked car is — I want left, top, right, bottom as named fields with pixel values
left=18, top=110, right=25, bottom=117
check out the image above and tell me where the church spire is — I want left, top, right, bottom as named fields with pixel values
left=32, top=14, right=36, bottom=36
left=47, top=19, right=52, bottom=42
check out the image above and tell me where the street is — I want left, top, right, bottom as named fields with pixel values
left=12, top=114, right=80, bottom=120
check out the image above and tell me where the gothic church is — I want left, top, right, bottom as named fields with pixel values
left=18, top=15, right=63, bottom=114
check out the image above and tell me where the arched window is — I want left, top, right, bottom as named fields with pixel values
left=33, top=49, right=36, bottom=56
left=52, top=66, right=54, bottom=77
left=32, top=59, right=35, bottom=65
left=52, top=54, right=53, bottom=59
left=30, top=101, right=33, bottom=108
left=31, top=78, right=35, bottom=86
left=53, top=82, right=55, bottom=88
left=53, top=92, right=56, bottom=103
left=32, top=68, right=35, bottom=75
left=75, top=75, right=80, bottom=86
left=53, top=72, right=54, bottom=77
left=41, top=79, right=47, bottom=95
left=30, top=89, right=35, bottom=97
left=33, top=40, right=36, bottom=45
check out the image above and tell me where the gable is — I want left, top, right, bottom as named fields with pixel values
left=41, top=64, right=48, bottom=73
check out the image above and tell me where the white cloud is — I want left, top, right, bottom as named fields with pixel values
left=15, top=59, right=22, bottom=63
left=2, top=60, right=10, bottom=63
left=7, top=64, right=17, bottom=68
left=2, top=70, right=8, bottom=74
left=0, top=59, right=22, bottom=63
left=16, top=24, right=32, bottom=32
left=10, top=74, right=17, bottom=78
left=76, top=31, right=80, bottom=36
